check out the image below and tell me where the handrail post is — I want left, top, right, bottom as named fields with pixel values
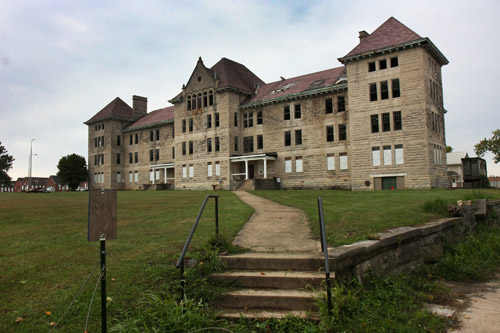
left=179, top=261, right=185, bottom=301
left=215, top=196, right=219, bottom=237
left=318, top=197, right=332, bottom=316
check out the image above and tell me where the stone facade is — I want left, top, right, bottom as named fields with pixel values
left=85, top=17, right=449, bottom=191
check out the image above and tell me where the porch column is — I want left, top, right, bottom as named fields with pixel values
left=244, top=160, right=249, bottom=180
left=263, top=159, right=267, bottom=179
left=164, top=167, right=167, bottom=183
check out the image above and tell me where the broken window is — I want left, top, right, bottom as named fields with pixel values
left=390, top=57, right=398, bottom=68
left=203, top=91, right=208, bottom=107
left=337, top=96, right=346, bottom=112
left=368, top=62, right=376, bottom=72
left=325, top=98, right=333, bottom=114
left=209, top=90, right=214, bottom=106
left=284, top=131, right=291, bottom=146
left=294, top=104, right=301, bottom=119
left=295, top=129, right=302, bottom=145
left=393, top=111, right=402, bottom=130
left=326, top=125, right=334, bottom=142
left=338, top=124, right=347, bottom=141
left=379, top=59, right=387, bottom=70
left=284, top=105, right=290, bottom=120
left=187, top=95, right=191, bottom=110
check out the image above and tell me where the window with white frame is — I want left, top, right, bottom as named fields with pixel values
left=215, top=161, right=220, bottom=176
left=383, top=145, right=392, bottom=165
left=150, top=170, right=154, bottom=182
left=340, top=153, right=348, bottom=170
left=395, top=144, right=404, bottom=164
left=134, top=171, right=138, bottom=183
left=285, top=157, right=292, bottom=173
left=182, top=165, right=187, bottom=178
left=207, top=162, right=213, bottom=177
left=372, top=147, right=381, bottom=166
left=295, top=156, right=303, bottom=172
left=129, top=171, right=133, bottom=183
left=189, top=164, right=194, bottom=178
left=327, top=154, right=335, bottom=171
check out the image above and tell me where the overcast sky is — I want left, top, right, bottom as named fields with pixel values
left=2, top=0, right=500, bottom=180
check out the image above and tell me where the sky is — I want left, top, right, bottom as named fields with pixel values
left=2, top=0, right=500, bottom=180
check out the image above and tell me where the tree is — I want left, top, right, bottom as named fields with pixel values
left=446, top=145, right=453, bottom=153
left=0, top=142, right=15, bottom=186
left=57, top=154, right=88, bottom=190
left=475, top=129, right=500, bottom=163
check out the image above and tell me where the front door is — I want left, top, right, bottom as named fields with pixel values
left=248, top=165, right=255, bottom=179
left=382, top=177, right=397, bottom=190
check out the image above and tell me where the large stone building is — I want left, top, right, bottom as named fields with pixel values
left=85, top=17, right=448, bottom=191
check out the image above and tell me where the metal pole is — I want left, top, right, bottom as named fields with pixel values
left=180, top=261, right=185, bottom=301
left=29, top=139, right=35, bottom=191
left=318, top=198, right=325, bottom=253
left=215, top=196, right=219, bottom=237
left=100, top=236, right=107, bottom=333
left=318, top=198, right=332, bottom=316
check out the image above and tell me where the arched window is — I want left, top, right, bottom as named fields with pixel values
left=209, top=90, right=214, bottom=106
left=192, top=94, right=197, bottom=109
left=203, top=91, right=208, bottom=107
left=187, top=95, right=191, bottom=110
left=197, top=93, right=202, bottom=109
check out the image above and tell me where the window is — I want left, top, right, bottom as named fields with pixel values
left=380, top=81, right=389, bottom=100
left=215, top=161, right=220, bottom=176
left=129, top=152, right=133, bottom=163
left=383, top=145, right=392, bottom=165
left=182, top=165, right=187, bottom=178
left=379, top=59, right=387, bottom=70
left=326, top=125, right=334, bottom=142
left=382, top=113, right=390, bottom=132
left=392, top=79, right=400, bottom=98
left=257, top=111, right=263, bottom=124
left=257, top=135, right=263, bottom=149
left=209, top=90, right=214, bottom=106
left=187, top=96, right=192, bottom=110
left=95, top=138, right=97, bottom=148
left=117, top=153, right=121, bottom=164
left=149, top=149, right=154, bottom=162
left=294, top=104, right=301, bottom=119
left=207, top=138, right=212, bottom=153
left=189, top=164, right=194, bottom=178
left=243, top=136, right=254, bottom=153
left=129, top=171, right=133, bottom=183
left=156, top=129, right=160, bottom=141
left=234, top=113, right=238, bottom=127
left=129, top=135, right=133, bottom=145
left=327, top=154, right=335, bottom=171
left=372, top=147, right=381, bottom=166
left=189, top=141, right=194, bottom=154
left=285, top=157, right=292, bottom=173
left=207, top=114, right=212, bottom=128
left=135, top=134, right=138, bottom=144
left=338, top=124, right=347, bottom=141
left=337, top=96, right=346, bottom=112
left=284, top=105, right=290, bottom=120
left=134, top=152, right=138, bottom=163
left=390, top=57, right=398, bottom=68
left=295, top=156, right=303, bottom=173
left=134, top=171, right=138, bottom=183
left=172, top=146, right=175, bottom=159
left=395, top=144, right=404, bottom=164
left=215, top=137, right=220, bottom=151
left=203, top=91, right=208, bottom=107
left=325, top=98, right=333, bottom=114
left=370, top=83, right=377, bottom=101
left=189, top=118, right=193, bottom=132
left=155, top=149, right=159, bottom=161
left=243, top=112, right=253, bottom=128
left=215, top=113, right=220, bottom=127
left=371, top=114, right=379, bottom=133
left=340, top=153, right=348, bottom=170
left=150, top=130, right=154, bottom=142
left=284, top=131, right=291, bottom=146
left=207, top=162, right=213, bottom=177
left=182, top=142, right=186, bottom=155
left=197, top=93, right=202, bottom=109
left=117, top=135, right=121, bottom=146
left=234, top=136, right=238, bottom=151
left=116, top=172, right=121, bottom=183
left=155, top=170, right=160, bottom=181
left=368, top=62, right=376, bottom=72
left=182, top=119, right=186, bottom=133
left=150, top=170, right=154, bottom=182
left=393, top=111, right=402, bottom=130
left=295, top=129, right=302, bottom=145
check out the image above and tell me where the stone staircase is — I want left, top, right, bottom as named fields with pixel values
left=211, top=252, right=329, bottom=319
left=235, top=179, right=255, bottom=191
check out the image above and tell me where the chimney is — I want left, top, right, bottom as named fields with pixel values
left=132, top=95, right=147, bottom=119
left=358, top=30, right=369, bottom=42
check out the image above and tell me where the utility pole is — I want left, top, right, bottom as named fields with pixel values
left=28, top=139, right=35, bottom=191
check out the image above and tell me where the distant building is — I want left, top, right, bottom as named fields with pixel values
left=489, top=176, right=500, bottom=188
left=462, top=157, right=488, bottom=188
left=447, top=151, right=468, bottom=188
left=0, top=181, right=15, bottom=192
left=86, top=17, right=449, bottom=191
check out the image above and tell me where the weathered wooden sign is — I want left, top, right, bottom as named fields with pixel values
left=88, top=189, right=117, bottom=241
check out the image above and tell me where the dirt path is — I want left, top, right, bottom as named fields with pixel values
left=232, top=191, right=320, bottom=253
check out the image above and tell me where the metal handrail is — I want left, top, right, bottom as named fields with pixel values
left=176, top=195, right=219, bottom=300
left=318, top=197, right=332, bottom=315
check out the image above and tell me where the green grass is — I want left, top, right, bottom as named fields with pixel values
left=251, top=189, right=500, bottom=246
left=0, top=191, right=253, bottom=332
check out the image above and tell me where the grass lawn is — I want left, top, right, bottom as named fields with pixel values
left=0, top=191, right=253, bottom=332
left=251, top=188, right=500, bottom=246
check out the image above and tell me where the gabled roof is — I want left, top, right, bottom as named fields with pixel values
left=242, top=66, right=346, bottom=108
left=211, top=58, right=265, bottom=95
left=85, top=97, right=134, bottom=124
left=125, top=106, right=174, bottom=132
left=447, top=152, right=469, bottom=165
left=339, top=17, right=448, bottom=66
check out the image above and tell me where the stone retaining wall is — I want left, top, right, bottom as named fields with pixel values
left=330, top=199, right=500, bottom=283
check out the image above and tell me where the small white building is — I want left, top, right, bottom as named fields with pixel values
left=447, top=151, right=468, bottom=188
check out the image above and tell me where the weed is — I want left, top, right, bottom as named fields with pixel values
left=422, top=198, right=450, bottom=216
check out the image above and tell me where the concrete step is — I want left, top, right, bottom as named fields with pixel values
left=217, top=308, right=318, bottom=321
left=215, top=289, right=322, bottom=311
left=211, top=270, right=326, bottom=289
left=221, top=253, right=326, bottom=271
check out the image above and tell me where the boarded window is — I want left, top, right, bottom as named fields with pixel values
left=340, top=153, right=348, bottom=170
left=295, top=156, right=303, bottom=173
left=285, top=157, right=292, bottom=173
left=189, top=164, right=194, bottom=178
left=182, top=165, right=187, bottom=178
left=215, top=162, right=220, bottom=176
left=395, top=144, right=404, bottom=164
left=383, top=145, right=392, bottom=165
left=372, top=147, right=381, bottom=166
left=327, top=154, right=335, bottom=171
left=207, top=163, right=213, bottom=177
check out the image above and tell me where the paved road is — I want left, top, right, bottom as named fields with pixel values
left=457, top=280, right=500, bottom=332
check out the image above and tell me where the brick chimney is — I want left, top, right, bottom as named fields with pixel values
left=358, top=30, right=369, bottom=42
left=132, top=95, right=147, bottom=119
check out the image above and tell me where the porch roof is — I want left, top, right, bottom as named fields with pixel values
left=229, top=153, right=277, bottom=163
left=150, top=163, right=175, bottom=169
